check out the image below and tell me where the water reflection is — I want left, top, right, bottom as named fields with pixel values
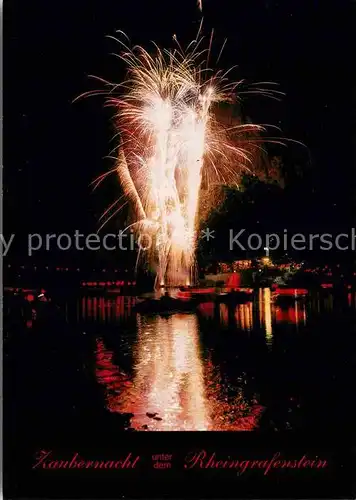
left=79, top=289, right=356, bottom=329
left=21, top=288, right=356, bottom=336
left=7, top=287, right=355, bottom=432
left=235, top=302, right=253, bottom=332
left=197, top=301, right=215, bottom=319
left=95, top=313, right=264, bottom=431
left=261, top=288, right=273, bottom=347
left=132, top=314, right=210, bottom=430
left=219, top=303, right=228, bottom=326
left=196, top=288, right=307, bottom=341
left=81, top=296, right=136, bottom=322
left=275, top=302, right=307, bottom=325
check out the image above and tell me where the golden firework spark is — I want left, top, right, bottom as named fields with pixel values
left=78, top=32, right=283, bottom=288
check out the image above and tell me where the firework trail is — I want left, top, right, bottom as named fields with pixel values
left=78, top=32, right=283, bottom=288
left=95, top=314, right=264, bottom=430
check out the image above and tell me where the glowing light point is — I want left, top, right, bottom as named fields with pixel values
left=84, top=32, right=274, bottom=288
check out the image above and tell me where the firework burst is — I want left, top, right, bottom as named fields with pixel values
left=78, top=31, right=283, bottom=288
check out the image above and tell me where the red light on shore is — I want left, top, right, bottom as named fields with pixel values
left=26, top=294, right=35, bottom=302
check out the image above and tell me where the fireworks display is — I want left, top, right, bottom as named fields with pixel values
left=81, top=30, right=280, bottom=287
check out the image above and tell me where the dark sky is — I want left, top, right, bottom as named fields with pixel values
left=4, top=0, right=353, bottom=238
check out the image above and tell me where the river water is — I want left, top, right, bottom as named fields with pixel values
left=4, top=288, right=355, bottom=433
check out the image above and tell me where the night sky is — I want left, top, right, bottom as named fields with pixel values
left=4, top=0, right=353, bottom=252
